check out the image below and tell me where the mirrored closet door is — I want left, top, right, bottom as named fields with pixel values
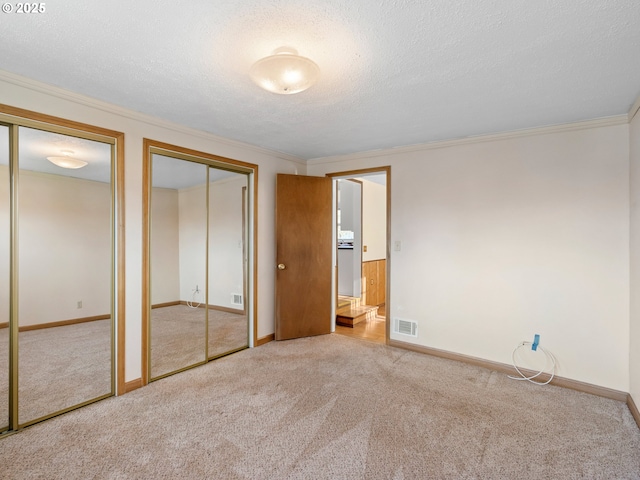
left=16, top=126, right=113, bottom=425
left=149, top=155, right=208, bottom=379
left=207, top=169, right=249, bottom=359
left=0, top=124, right=9, bottom=433
left=0, top=113, right=116, bottom=432
left=146, top=145, right=253, bottom=383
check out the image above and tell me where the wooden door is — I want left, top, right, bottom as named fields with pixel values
left=275, top=174, right=333, bottom=340
left=362, top=260, right=378, bottom=306
left=362, top=259, right=386, bottom=306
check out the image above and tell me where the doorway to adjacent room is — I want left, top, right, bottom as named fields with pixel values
left=273, top=167, right=390, bottom=345
left=329, top=168, right=389, bottom=345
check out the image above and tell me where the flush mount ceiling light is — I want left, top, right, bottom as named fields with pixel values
left=46, top=149, right=88, bottom=169
left=249, top=47, right=320, bottom=95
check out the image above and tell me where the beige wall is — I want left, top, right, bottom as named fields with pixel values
left=177, top=183, right=207, bottom=304
left=310, top=122, right=631, bottom=391
left=208, top=175, right=246, bottom=309
left=630, top=103, right=640, bottom=404
left=362, top=178, right=386, bottom=262
left=1, top=167, right=112, bottom=328
left=177, top=176, right=246, bottom=309
left=150, top=187, right=180, bottom=304
left=152, top=176, right=246, bottom=310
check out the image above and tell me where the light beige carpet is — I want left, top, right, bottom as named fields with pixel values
left=0, top=305, right=247, bottom=428
left=151, top=305, right=248, bottom=377
left=1, top=334, right=639, bottom=479
left=0, top=320, right=111, bottom=426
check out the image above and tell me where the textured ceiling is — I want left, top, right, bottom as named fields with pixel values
left=1, top=0, right=639, bottom=160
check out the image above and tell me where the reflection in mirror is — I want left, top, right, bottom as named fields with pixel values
left=150, top=154, right=207, bottom=379
left=0, top=125, right=9, bottom=432
left=17, top=126, right=112, bottom=425
left=208, top=169, right=249, bottom=358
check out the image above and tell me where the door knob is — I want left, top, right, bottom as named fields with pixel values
left=278, top=263, right=286, bottom=270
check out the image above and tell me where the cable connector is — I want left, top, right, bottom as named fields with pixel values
left=508, top=339, right=556, bottom=386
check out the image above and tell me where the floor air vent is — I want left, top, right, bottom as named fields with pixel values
left=231, top=294, right=243, bottom=305
left=394, top=318, right=418, bottom=337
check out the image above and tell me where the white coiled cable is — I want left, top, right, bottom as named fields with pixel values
left=508, top=341, right=556, bottom=386
left=186, top=286, right=202, bottom=309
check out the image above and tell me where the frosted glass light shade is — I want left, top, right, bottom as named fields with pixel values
left=47, top=150, right=87, bottom=169
left=250, top=47, right=320, bottom=94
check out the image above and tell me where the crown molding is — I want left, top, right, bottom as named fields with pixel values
left=308, top=115, right=629, bottom=166
left=629, top=93, right=640, bottom=123
left=0, top=69, right=305, bottom=166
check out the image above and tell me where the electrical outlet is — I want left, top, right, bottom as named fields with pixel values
left=394, top=241, right=402, bottom=252
left=77, top=301, right=82, bottom=309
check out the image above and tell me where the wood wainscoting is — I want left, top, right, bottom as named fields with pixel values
left=362, top=259, right=385, bottom=307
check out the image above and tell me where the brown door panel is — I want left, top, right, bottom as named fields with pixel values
left=275, top=174, right=333, bottom=340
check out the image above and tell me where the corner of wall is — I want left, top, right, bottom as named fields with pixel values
left=629, top=92, right=640, bottom=124
left=629, top=91, right=640, bottom=409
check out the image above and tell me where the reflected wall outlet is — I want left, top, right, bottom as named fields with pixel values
left=77, top=301, right=82, bottom=309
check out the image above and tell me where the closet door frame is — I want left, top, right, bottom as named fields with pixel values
left=0, top=104, right=125, bottom=433
left=141, top=138, right=258, bottom=386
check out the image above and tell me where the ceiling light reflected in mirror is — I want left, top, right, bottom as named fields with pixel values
left=46, top=149, right=88, bottom=169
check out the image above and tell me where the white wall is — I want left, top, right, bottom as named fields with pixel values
left=0, top=72, right=305, bottom=383
left=152, top=175, right=246, bottom=310
left=208, top=175, right=246, bottom=309
left=361, top=178, right=386, bottom=262
left=178, top=184, right=207, bottom=303
left=630, top=104, right=640, bottom=403
left=310, top=122, right=630, bottom=391
left=18, top=171, right=111, bottom=326
left=150, top=187, right=180, bottom=304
